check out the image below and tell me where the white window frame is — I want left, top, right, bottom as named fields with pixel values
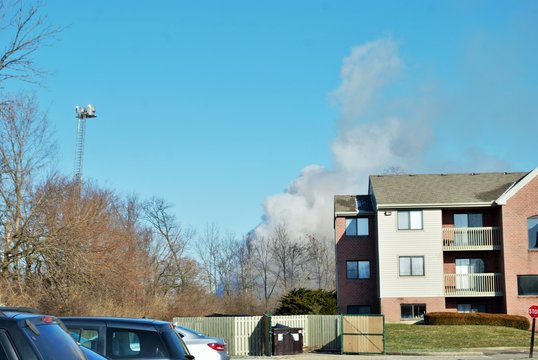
left=401, top=304, right=426, bottom=320
left=399, top=256, right=424, bottom=276
left=398, top=210, right=423, bottom=230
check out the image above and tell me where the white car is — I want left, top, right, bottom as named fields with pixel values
left=174, top=324, right=230, bottom=360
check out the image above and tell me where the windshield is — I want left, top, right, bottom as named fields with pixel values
left=23, top=322, right=86, bottom=360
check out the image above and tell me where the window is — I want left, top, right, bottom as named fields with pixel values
left=399, top=256, right=424, bottom=276
left=346, top=261, right=370, bottom=279
left=68, top=328, right=99, bottom=352
left=518, top=275, right=538, bottom=296
left=401, top=304, right=426, bottom=320
left=345, top=218, right=369, bottom=236
left=455, top=258, right=485, bottom=290
left=529, top=216, right=538, bottom=249
left=0, top=330, right=17, bottom=360
left=454, top=213, right=484, bottom=245
left=347, top=305, right=371, bottom=314
left=457, top=303, right=487, bottom=313
left=398, top=210, right=422, bottom=230
left=108, top=328, right=168, bottom=358
left=456, top=258, right=485, bottom=273
left=454, top=213, right=483, bottom=227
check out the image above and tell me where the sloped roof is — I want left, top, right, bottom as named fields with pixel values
left=334, top=195, right=374, bottom=214
left=369, top=171, right=529, bottom=208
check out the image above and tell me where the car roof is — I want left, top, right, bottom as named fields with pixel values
left=60, top=316, right=173, bottom=327
left=0, top=312, right=52, bottom=323
left=0, top=307, right=42, bottom=319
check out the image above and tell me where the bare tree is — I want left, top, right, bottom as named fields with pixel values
left=270, top=223, right=305, bottom=291
left=305, top=234, right=335, bottom=289
left=253, top=236, right=280, bottom=311
left=233, top=234, right=256, bottom=312
left=196, top=223, right=221, bottom=295
left=0, top=0, right=61, bottom=86
left=381, top=165, right=406, bottom=175
left=142, top=197, right=195, bottom=296
left=0, top=93, right=54, bottom=284
left=215, top=231, right=238, bottom=298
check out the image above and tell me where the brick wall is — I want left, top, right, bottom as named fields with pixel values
left=335, top=216, right=379, bottom=313
left=381, top=297, right=445, bottom=322
left=501, top=172, right=538, bottom=317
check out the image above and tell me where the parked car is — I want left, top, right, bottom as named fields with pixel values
left=61, top=316, right=194, bottom=360
left=0, top=307, right=101, bottom=360
left=174, top=324, right=230, bottom=360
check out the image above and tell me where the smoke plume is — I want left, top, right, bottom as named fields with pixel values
left=255, top=37, right=433, bottom=240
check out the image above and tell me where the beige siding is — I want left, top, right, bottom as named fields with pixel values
left=377, top=209, right=444, bottom=298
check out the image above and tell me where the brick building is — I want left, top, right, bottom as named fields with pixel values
left=334, top=168, right=538, bottom=322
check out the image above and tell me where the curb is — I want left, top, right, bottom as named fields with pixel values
left=387, top=347, right=528, bottom=356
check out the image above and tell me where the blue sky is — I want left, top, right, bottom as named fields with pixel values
left=10, top=0, right=537, bottom=239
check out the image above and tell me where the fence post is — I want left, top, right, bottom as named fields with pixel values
left=264, top=313, right=272, bottom=356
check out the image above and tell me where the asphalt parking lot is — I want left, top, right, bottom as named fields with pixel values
left=234, top=347, right=531, bottom=360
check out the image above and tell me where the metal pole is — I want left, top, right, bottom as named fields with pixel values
left=530, top=317, right=536, bottom=358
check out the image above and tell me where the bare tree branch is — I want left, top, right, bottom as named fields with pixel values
left=0, top=0, right=62, bottom=86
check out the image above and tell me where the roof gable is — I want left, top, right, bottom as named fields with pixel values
left=496, top=167, right=538, bottom=205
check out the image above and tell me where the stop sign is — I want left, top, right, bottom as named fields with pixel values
left=529, top=305, right=538, bottom=318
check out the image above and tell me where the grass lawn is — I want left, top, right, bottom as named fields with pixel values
left=385, top=323, right=532, bottom=352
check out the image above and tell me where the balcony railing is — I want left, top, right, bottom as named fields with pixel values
left=444, top=273, right=503, bottom=297
left=442, top=227, right=501, bottom=250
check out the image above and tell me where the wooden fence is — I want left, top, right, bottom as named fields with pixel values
left=173, top=314, right=384, bottom=356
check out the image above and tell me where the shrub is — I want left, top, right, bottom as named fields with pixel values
left=274, top=288, right=337, bottom=315
left=424, top=312, right=530, bottom=330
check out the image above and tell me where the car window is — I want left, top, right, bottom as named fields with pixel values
left=0, top=330, right=17, bottom=360
left=23, top=323, right=86, bottom=359
left=107, top=328, right=169, bottom=359
left=68, top=327, right=99, bottom=352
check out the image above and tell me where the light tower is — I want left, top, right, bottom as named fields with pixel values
left=74, top=104, right=96, bottom=182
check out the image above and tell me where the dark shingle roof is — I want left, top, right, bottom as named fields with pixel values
left=334, top=195, right=374, bottom=214
left=369, top=171, right=528, bottom=207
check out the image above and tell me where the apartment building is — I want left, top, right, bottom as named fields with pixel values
left=334, top=168, right=538, bottom=322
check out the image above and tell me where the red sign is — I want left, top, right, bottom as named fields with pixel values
left=529, top=305, right=538, bottom=318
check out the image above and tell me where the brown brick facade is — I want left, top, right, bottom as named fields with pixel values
left=501, top=174, right=538, bottom=317
left=381, top=297, right=445, bottom=321
left=335, top=216, right=379, bottom=314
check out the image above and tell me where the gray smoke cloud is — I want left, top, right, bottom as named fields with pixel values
left=255, top=37, right=433, bottom=240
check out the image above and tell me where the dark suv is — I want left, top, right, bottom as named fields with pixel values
left=0, top=307, right=105, bottom=360
left=61, top=316, right=194, bottom=360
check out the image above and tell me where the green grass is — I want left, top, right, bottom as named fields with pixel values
left=385, top=323, right=531, bottom=353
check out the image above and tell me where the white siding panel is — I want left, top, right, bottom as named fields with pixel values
left=377, top=209, right=444, bottom=298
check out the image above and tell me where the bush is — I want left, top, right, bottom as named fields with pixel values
left=274, top=288, right=337, bottom=315
left=424, top=312, right=530, bottom=330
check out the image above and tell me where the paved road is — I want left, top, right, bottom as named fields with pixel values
left=234, top=347, right=532, bottom=360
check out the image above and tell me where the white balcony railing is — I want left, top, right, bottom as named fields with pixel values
left=444, top=273, right=503, bottom=297
left=442, top=227, right=501, bottom=250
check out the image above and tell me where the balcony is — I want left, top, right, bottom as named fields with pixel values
left=442, top=227, right=501, bottom=251
left=444, top=273, right=503, bottom=297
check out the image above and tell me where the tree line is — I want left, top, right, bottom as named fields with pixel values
left=0, top=0, right=335, bottom=319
